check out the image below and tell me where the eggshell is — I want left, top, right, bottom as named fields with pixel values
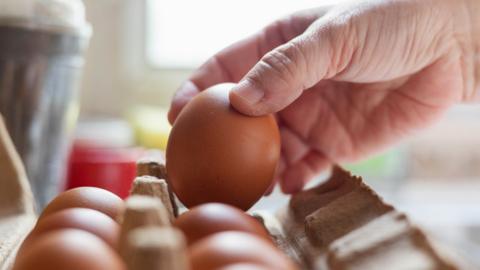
left=20, top=208, right=119, bottom=252
left=166, top=83, right=280, bottom=210
left=216, top=263, right=272, bottom=270
left=174, top=203, right=270, bottom=245
left=189, top=232, right=297, bottom=270
left=12, top=229, right=126, bottom=270
left=39, top=187, right=124, bottom=221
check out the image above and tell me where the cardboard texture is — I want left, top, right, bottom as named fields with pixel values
left=0, top=115, right=36, bottom=270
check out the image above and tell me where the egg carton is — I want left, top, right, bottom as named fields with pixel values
left=0, top=115, right=36, bottom=270
left=253, top=167, right=475, bottom=270
left=0, top=112, right=476, bottom=270
left=125, top=155, right=478, bottom=270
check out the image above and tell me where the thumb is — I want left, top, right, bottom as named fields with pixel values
left=229, top=20, right=356, bottom=116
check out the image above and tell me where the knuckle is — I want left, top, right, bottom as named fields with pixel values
left=260, top=43, right=305, bottom=85
left=314, top=17, right=358, bottom=78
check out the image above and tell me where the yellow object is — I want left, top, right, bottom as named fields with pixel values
left=127, top=106, right=171, bottom=150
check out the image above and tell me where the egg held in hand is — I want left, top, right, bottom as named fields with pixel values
left=166, top=83, right=280, bottom=210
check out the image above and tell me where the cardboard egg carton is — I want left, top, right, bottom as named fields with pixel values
left=130, top=153, right=475, bottom=269
left=0, top=116, right=36, bottom=270
left=0, top=111, right=476, bottom=270
left=252, top=167, right=475, bottom=270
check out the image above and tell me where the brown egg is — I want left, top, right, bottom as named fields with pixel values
left=216, top=263, right=272, bottom=270
left=39, top=187, right=124, bottom=221
left=189, top=232, right=297, bottom=270
left=166, top=83, right=280, bottom=210
left=174, top=203, right=270, bottom=245
left=13, top=229, right=126, bottom=270
left=20, top=208, right=119, bottom=252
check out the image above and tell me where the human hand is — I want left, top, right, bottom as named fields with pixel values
left=169, top=0, right=479, bottom=193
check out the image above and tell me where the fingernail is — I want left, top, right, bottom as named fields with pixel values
left=231, top=80, right=264, bottom=105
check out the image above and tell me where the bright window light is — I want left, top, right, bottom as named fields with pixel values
left=146, top=0, right=351, bottom=68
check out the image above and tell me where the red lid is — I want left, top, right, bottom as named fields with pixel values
left=66, top=141, right=145, bottom=198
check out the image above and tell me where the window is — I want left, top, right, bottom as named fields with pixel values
left=146, top=0, right=349, bottom=68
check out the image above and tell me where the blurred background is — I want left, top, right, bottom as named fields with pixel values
left=0, top=0, right=478, bottom=265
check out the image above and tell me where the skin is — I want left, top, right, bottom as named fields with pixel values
left=169, top=0, right=480, bottom=193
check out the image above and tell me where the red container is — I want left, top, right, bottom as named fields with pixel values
left=66, top=141, right=144, bottom=198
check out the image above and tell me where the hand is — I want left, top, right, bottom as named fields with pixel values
left=169, top=0, right=479, bottom=193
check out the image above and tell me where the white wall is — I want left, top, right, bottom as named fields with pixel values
left=80, top=0, right=190, bottom=117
